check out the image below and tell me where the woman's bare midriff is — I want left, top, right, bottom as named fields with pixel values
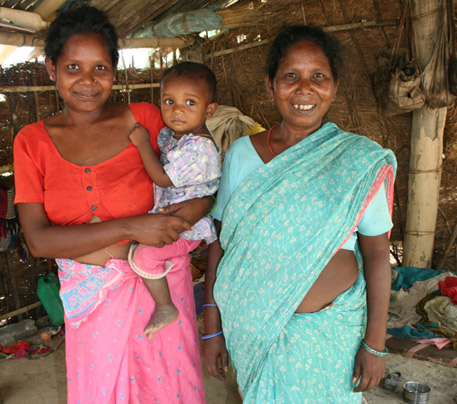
left=295, top=249, right=359, bottom=313
left=74, top=242, right=132, bottom=267
left=73, top=214, right=131, bottom=266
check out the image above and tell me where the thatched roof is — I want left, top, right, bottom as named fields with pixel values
left=1, top=0, right=230, bottom=31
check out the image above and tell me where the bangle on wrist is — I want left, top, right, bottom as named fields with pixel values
left=202, top=303, right=218, bottom=308
left=361, top=340, right=388, bottom=357
left=201, top=330, right=223, bottom=340
left=206, top=195, right=217, bottom=216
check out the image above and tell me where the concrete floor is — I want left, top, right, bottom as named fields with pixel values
left=1, top=335, right=457, bottom=404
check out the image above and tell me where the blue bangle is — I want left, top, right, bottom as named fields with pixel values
left=362, top=340, right=388, bottom=357
left=201, top=330, right=223, bottom=340
left=202, top=304, right=218, bottom=308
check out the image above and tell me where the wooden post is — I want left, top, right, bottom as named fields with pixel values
left=5, top=252, right=23, bottom=321
left=149, top=55, right=154, bottom=104
left=403, top=0, right=447, bottom=268
left=7, top=93, right=19, bottom=138
left=31, top=69, right=41, bottom=122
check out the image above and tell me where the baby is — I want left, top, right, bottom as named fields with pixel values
left=128, top=62, right=220, bottom=338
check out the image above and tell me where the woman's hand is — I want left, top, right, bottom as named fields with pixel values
left=158, top=196, right=212, bottom=225
left=126, top=213, right=192, bottom=247
left=352, top=346, right=386, bottom=392
left=203, top=335, right=229, bottom=381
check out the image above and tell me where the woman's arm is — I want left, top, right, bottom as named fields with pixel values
left=18, top=202, right=192, bottom=259
left=352, top=232, right=391, bottom=392
left=202, top=220, right=229, bottom=381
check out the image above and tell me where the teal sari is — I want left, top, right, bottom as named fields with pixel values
left=214, top=123, right=396, bottom=403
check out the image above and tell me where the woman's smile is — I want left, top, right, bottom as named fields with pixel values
left=292, top=103, right=316, bottom=112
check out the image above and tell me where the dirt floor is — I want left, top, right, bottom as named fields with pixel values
left=1, top=333, right=457, bottom=404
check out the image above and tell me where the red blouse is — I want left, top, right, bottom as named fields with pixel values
left=13, top=103, right=164, bottom=225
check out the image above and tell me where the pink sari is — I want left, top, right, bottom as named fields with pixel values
left=57, top=254, right=205, bottom=404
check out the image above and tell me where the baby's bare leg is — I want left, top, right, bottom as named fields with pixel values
left=142, top=276, right=178, bottom=338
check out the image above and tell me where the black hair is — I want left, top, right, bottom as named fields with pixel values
left=45, top=6, right=118, bottom=66
left=266, top=25, right=341, bottom=82
left=161, top=62, right=217, bottom=102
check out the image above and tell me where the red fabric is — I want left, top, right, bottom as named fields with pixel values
left=13, top=103, right=164, bottom=225
left=1, top=340, right=30, bottom=358
left=438, top=276, right=457, bottom=304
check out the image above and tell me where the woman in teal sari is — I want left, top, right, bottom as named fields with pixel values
left=203, top=25, right=396, bottom=403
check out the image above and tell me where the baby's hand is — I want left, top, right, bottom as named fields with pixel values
left=129, top=123, right=150, bottom=146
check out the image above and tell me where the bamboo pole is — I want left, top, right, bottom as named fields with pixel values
left=0, top=7, right=49, bottom=31
left=204, top=20, right=398, bottom=60
left=8, top=94, right=19, bottom=138
left=31, top=73, right=41, bottom=122
left=5, top=252, right=23, bottom=321
left=436, top=221, right=457, bottom=270
left=403, top=0, right=447, bottom=268
left=0, top=301, right=42, bottom=322
left=150, top=58, right=155, bottom=102
left=0, top=33, right=192, bottom=49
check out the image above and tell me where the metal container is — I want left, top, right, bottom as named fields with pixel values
left=403, top=381, right=430, bottom=404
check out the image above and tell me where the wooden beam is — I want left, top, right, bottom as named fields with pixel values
left=5, top=252, right=22, bottom=321
left=0, top=7, right=48, bottom=31
left=119, top=37, right=193, bottom=49
left=0, top=301, right=42, bottom=322
left=0, top=32, right=43, bottom=47
left=0, top=32, right=192, bottom=49
left=0, top=83, right=160, bottom=93
left=403, top=0, right=447, bottom=268
left=204, top=20, right=398, bottom=59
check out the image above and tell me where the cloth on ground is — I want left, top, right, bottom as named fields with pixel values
left=439, top=276, right=457, bottom=304
left=388, top=267, right=450, bottom=330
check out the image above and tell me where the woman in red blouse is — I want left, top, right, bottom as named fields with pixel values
left=14, top=6, right=208, bottom=404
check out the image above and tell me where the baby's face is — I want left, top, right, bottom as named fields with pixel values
left=160, top=74, right=216, bottom=136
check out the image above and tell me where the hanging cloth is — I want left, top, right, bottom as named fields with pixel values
left=421, top=0, right=456, bottom=108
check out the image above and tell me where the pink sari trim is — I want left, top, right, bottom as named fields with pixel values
left=336, top=164, right=395, bottom=252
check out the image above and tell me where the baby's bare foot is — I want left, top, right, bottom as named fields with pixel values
left=144, top=304, right=179, bottom=339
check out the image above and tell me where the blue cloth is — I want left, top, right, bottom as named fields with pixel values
left=387, top=323, right=441, bottom=340
left=391, top=266, right=447, bottom=291
left=213, top=135, right=393, bottom=251
left=214, top=123, right=396, bottom=403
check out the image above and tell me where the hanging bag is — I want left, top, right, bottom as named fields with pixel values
left=421, top=0, right=456, bottom=108
left=373, top=0, right=425, bottom=116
